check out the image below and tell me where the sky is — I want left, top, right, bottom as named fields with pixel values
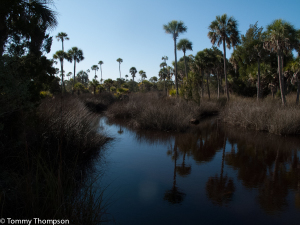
left=46, top=0, right=300, bottom=82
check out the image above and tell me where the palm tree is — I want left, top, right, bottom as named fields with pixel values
left=125, top=74, right=129, bottom=81
left=286, top=58, right=300, bottom=104
left=56, top=32, right=69, bottom=52
left=139, top=70, right=146, bottom=91
left=89, top=79, right=99, bottom=95
left=1, top=0, right=57, bottom=56
left=98, top=61, right=104, bottom=83
left=66, top=72, right=72, bottom=80
left=264, top=19, right=299, bottom=105
left=163, top=20, right=187, bottom=96
left=162, top=56, right=168, bottom=63
left=129, top=67, right=137, bottom=81
left=67, top=47, right=84, bottom=94
left=208, top=14, right=240, bottom=101
left=177, top=39, right=193, bottom=80
left=116, top=58, right=123, bottom=78
left=91, top=65, right=99, bottom=79
left=53, top=50, right=69, bottom=94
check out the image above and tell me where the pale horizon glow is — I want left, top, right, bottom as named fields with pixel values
left=46, top=0, right=300, bottom=82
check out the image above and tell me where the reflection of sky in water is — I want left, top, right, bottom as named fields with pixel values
left=97, top=117, right=300, bottom=225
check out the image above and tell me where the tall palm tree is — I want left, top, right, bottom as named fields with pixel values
left=163, top=20, right=187, bottom=96
left=98, top=61, right=104, bottom=83
left=91, top=65, right=99, bottom=79
left=67, top=47, right=84, bottom=93
left=208, top=14, right=240, bottom=101
left=129, top=67, right=137, bottom=81
left=116, top=58, right=123, bottom=78
left=56, top=32, right=69, bottom=52
left=53, top=50, right=69, bottom=94
left=264, top=19, right=299, bottom=105
left=177, top=39, right=193, bottom=80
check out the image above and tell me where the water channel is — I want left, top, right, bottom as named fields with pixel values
left=97, top=117, right=300, bottom=225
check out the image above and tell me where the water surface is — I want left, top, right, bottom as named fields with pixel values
left=99, top=117, right=300, bottom=225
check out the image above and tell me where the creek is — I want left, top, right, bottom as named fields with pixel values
left=98, top=117, right=300, bottom=225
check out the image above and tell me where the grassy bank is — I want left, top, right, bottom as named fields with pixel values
left=0, top=94, right=112, bottom=223
left=221, top=94, right=300, bottom=135
left=105, top=92, right=219, bottom=132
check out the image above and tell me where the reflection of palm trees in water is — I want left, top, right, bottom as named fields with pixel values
left=206, top=136, right=235, bottom=206
left=117, top=125, right=123, bottom=134
left=176, top=150, right=191, bottom=177
left=164, top=142, right=186, bottom=204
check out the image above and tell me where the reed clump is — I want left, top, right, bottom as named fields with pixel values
left=221, top=95, right=300, bottom=135
left=0, top=95, right=111, bottom=223
left=106, top=92, right=219, bottom=132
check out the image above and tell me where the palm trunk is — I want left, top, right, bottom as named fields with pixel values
left=174, top=37, right=178, bottom=97
left=257, top=57, right=261, bottom=100
left=184, top=51, right=187, bottom=80
left=223, top=39, right=229, bottom=101
left=100, top=66, right=102, bottom=83
left=217, top=71, right=220, bottom=99
left=278, top=50, right=286, bottom=105
left=119, top=63, right=121, bottom=78
left=296, top=74, right=299, bottom=104
left=164, top=78, right=166, bottom=94
left=201, top=69, right=204, bottom=98
left=60, top=59, right=64, bottom=95
left=207, top=72, right=210, bottom=100
left=73, top=60, right=76, bottom=95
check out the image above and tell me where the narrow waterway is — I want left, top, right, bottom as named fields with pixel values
left=98, top=117, right=300, bottom=225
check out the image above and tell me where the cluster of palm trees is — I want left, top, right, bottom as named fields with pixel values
left=53, top=15, right=299, bottom=102
left=163, top=15, right=300, bottom=105
left=53, top=32, right=85, bottom=94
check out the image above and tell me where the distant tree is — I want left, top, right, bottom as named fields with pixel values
left=139, top=70, right=146, bottom=91
left=56, top=32, right=69, bottom=52
left=66, top=72, right=72, bottom=80
left=125, top=74, right=129, bottom=81
left=53, top=50, right=69, bottom=93
left=77, top=70, right=89, bottom=86
left=104, top=79, right=114, bottom=92
left=98, top=61, right=104, bottom=83
left=177, top=39, right=193, bottom=79
left=163, top=20, right=187, bottom=96
left=91, top=65, right=99, bottom=79
left=208, top=14, right=240, bottom=101
left=130, top=67, right=137, bottom=81
left=150, top=76, right=158, bottom=83
left=89, top=79, right=99, bottom=95
left=117, top=58, right=123, bottom=78
left=67, top=47, right=84, bottom=94
left=162, top=56, right=168, bottom=63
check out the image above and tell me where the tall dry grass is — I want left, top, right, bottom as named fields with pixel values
left=0, top=95, right=111, bottom=223
left=106, top=92, right=219, bottom=132
left=221, top=94, right=300, bottom=135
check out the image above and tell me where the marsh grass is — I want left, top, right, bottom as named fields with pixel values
left=106, top=92, right=219, bottom=132
left=0, top=95, right=111, bottom=223
left=221, top=94, right=300, bottom=135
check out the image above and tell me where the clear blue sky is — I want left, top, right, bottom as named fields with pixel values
left=46, top=0, right=300, bottom=82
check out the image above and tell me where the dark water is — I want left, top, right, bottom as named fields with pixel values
left=98, top=117, right=300, bottom=225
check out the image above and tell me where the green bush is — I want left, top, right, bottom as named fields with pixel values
left=169, top=89, right=176, bottom=97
